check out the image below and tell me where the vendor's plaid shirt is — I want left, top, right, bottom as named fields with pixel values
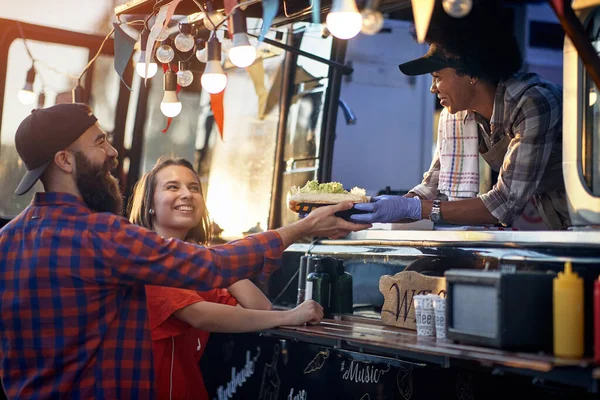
left=478, top=73, right=563, bottom=225
left=412, top=73, right=563, bottom=226
left=0, top=192, right=282, bottom=399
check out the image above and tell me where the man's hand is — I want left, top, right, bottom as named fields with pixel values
left=283, top=300, right=324, bottom=325
left=350, top=195, right=422, bottom=224
left=276, top=201, right=371, bottom=248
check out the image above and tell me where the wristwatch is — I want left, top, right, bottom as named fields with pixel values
left=429, top=199, right=442, bottom=223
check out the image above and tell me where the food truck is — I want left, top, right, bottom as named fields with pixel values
left=0, top=0, right=599, bottom=398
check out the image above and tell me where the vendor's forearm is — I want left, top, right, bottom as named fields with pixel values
left=420, top=197, right=499, bottom=225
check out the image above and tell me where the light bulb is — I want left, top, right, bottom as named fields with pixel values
left=229, top=34, right=256, bottom=68
left=177, top=61, right=194, bottom=87
left=196, top=48, right=207, bottom=63
left=360, top=9, right=384, bottom=35
left=201, top=61, right=227, bottom=94
left=204, top=11, right=226, bottom=30
left=590, top=89, right=597, bottom=106
left=135, top=52, right=158, bottom=78
left=228, top=10, right=256, bottom=68
left=326, top=0, right=362, bottom=40
left=161, top=71, right=182, bottom=117
left=160, top=93, right=183, bottom=117
left=18, top=87, right=36, bottom=105
left=156, top=43, right=175, bottom=63
left=37, top=91, right=46, bottom=109
left=174, top=23, right=195, bottom=52
left=442, top=0, right=473, bottom=18
left=18, top=66, right=36, bottom=104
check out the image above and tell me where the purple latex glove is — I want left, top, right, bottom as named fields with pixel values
left=350, top=195, right=422, bottom=223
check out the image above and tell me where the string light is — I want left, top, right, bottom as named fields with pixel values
left=174, top=23, right=195, bottom=52
left=202, top=1, right=226, bottom=31
left=72, top=84, right=85, bottom=103
left=135, top=29, right=158, bottom=78
left=326, top=0, right=363, bottom=40
left=201, top=36, right=227, bottom=94
left=361, top=0, right=384, bottom=35
left=196, top=39, right=207, bottom=63
left=160, top=71, right=182, bottom=117
left=37, top=91, right=46, bottom=109
left=229, top=9, right=256, bottom=68
left=177, top=61, right=194, bottom=87
left=442, top=0, right=473, bottom=18
left=156, top=40, right=175, bottom=63
left=18, top=66, right=36, bottom=105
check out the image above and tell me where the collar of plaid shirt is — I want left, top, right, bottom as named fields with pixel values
left=0, top=192, right=282, bottom=399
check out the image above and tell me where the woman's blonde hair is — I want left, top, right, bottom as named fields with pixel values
left=128, top=157, right=212, bottom=245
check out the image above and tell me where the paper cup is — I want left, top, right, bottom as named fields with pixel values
left=432, top=296, right=447, bottom=339
left=414, top=294, right=436, bottom=337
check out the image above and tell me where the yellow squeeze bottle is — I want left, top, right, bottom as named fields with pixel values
left=553, top=261, right=584, bottom=358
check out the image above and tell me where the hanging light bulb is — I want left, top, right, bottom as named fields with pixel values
left=37, top=91, right=46, bottom=109
left=177, top=61, right=194, bottom=87
left=135, top=29, right=158, bottom=78
left=360, top=0, right=384, bottom=35
left=203, top=2, right=226, bottom=30
left=156, top=40, right=175, bottom=64
left=18, top=66, right=36, bottom=105
left=201, top=36, right=227, bottom=94
left=72, top=84, right=85, bottom=103
left=174, top=23, right=195, bottom=52
left=160, top=71, right=182, bottom=117
left=589, top=87, right=598, bottom=107
left=442, top=0, right=473, bottom=18
left=228, top=9, right=256, bottom=68
left=195, top=39, right=207, bottom=63
left=326, top=0, right=363, bottom=40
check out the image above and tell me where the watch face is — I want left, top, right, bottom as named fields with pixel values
left=430, top=211, right=442, bottom=223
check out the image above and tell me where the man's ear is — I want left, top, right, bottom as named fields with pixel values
left=53, top=150, right=76, bottom=174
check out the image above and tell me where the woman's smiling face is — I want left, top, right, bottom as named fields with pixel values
left=152, top=165, right=205, bottom=236
left=430, top=67, right=474, bottom=114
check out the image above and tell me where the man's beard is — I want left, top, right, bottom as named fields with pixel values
left=74, top=152, right=123, bottom=215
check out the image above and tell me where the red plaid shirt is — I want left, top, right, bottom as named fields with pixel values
left=0, top=192, right=282, bottom=399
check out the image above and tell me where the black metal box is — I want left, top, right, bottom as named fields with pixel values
left=445, top=269, right=555, bottom=351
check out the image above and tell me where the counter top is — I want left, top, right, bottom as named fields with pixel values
left=268, top=317, right=594, bottom=374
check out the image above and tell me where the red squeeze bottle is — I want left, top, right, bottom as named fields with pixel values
left=595, top=276, right=600, bottom=363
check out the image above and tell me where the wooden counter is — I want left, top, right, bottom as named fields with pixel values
left=269, top=317, right=595, bottom=374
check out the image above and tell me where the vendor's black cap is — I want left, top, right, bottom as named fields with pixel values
left=398, top=43, right=463, bottom=76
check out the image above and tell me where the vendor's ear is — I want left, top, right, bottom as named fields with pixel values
left=469, top=76, right=478, bottom=85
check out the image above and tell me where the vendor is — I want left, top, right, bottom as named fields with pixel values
left=351, top=18, right=568, bottom=230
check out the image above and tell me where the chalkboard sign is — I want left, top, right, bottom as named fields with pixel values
left=200, top=332, right=469, bottom=400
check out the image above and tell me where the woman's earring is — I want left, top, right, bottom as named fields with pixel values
left=470, top=80, right=474, bottom=85
left=149, top=209, right=155, bottom=215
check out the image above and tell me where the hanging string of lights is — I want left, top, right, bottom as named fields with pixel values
left=16, top=0, right=471, bottom=118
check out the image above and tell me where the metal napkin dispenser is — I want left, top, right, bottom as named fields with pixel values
left=445, top=269, right=555, bottom=351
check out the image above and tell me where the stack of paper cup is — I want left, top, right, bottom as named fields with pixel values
left=413, top=294, right=436, bottom=337
left=432, top=295, right=447, bottom=339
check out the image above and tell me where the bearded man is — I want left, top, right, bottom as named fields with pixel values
left=0, top=103, right=369, bottom=399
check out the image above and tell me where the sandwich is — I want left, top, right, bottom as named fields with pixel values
left=288, top=180, right=369, bottom=213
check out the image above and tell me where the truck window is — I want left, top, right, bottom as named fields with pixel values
left=584, top=8, right=600, bottom=195
left=0, top=38, right=118, bottom=218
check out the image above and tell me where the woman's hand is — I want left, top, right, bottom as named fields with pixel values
left=284, top=300, right=324, bottom=326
